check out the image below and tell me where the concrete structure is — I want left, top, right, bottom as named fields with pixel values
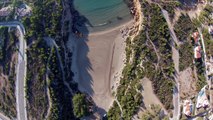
left=0, top=6, right=12, bottom=17
left=196, top=86, right=209, bottom=109
left=194, top=46, right=202, bottom=59
left=192, top=32, right=200, bottom=44
left=183, top=100, right=193, bottom=116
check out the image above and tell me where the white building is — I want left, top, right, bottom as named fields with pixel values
left=183, top=100, right=193, bottom=116
left=196, top=86, right=209, bottom=109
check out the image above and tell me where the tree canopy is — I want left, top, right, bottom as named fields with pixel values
left=72, top=94, right=89, bottom=118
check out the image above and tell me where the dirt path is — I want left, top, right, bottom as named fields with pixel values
left=44, top=74, right=52, bottom=120
left=146, top=31, right=160, bottom=68
left=115, top=98, right=123, bottom=117
left=161, top=9, right=181, bottom=119
left=44, top=37, right=74, bottom=96
left=162, top=9, right=180, bottom=46
left=44, top=47, right=54, bottom=120
left=0, top=112, right=10, bottom=120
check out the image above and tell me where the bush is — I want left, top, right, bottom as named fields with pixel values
left=202, top=28, right=213, bottom=58
left=107, top=102, right=122, bottom=120
left=179, top=42, right=194, bottom=71
left=72, top=94, right=89, bottom=118
left=174, top=14, right=196, bottom=42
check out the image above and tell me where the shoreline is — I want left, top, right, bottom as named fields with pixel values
left=89, top=20, right=134, bottom=36
left=67, top=0, right=143, bottom=117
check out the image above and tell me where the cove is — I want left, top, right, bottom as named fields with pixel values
left=73, top=0, right=132, bottom=32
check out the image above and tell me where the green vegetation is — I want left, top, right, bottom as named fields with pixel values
left=107, top=101, right=122, bottom=120
left=24, top=0, right=76, bottom=119
left=202, top=28, right=213, bottom=58
left=179, top=42, right=194, bottom=71
left=72, top=94, right=89, bottom=118
left=141, top=2, right=174, bottom=110
left=26, top=40, right=50, bottom=119
left=24, top=0, right=62, bottom=119
left=174, top=14, right=197, bottom=71
left=108, top=1, right=174, bottom=119
left=0, top=0, right=21, bottom=22
left=192, top=4, right=213, bottom=27
left=0, top=27, right=18, bottom=118
left=23, top=0, right=63, bottom=40
left=174, top=14, right=196, bottom=42
left=198, top=4, right=213, bottom=25
left=194, top=54, right=206, bottom=91
left=157, top=0, right=181, bottom=21
left=174, top=14, right=207, bottom=90
left=140, top=104, right=169, bottom=120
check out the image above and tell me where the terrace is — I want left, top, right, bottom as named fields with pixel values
left=194, top=46, right=202, bottom=59
left=196, top=85, right=209, bottom=109
left=183, top=99, right=194, bottom=116
left=0, top=6, right=12, bottom=17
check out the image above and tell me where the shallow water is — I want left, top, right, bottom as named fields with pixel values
left=73, top=0, right=132, bottom=32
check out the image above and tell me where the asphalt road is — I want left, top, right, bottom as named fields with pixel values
left=0, top=21, right=27, bottom=120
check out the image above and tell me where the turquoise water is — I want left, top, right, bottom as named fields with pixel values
left=73, top=0, right=132, bottom=32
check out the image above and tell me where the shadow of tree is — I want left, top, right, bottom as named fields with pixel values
left=67, top=0, right=107, bottom=118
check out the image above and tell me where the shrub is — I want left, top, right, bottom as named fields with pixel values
left=72, top=94, right=89, bottom=118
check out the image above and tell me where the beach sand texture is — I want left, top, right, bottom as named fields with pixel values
left=67, top=21, right=133, bottom=115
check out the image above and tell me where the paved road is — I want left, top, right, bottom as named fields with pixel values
left=0, top=21, right=27, bottom=120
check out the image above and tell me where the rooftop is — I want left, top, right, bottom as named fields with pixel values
left=192, top=32, right=200, bottom=43
left=183, top=100, right=193, bottom=116
left=196, top=86, right=209, bottom=109
left=194, top=46, right=202, bottom=59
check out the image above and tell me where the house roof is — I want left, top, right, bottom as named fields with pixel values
left=183, top=100, right=193, bottom=116
left=194, top=46, right=201, bottom=59
left=192, top=32, right=200, bottom=43
left=196, top=86, right=210, bottom=108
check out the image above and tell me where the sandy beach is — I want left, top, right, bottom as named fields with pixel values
left=67, top=20, right=134, bottom=115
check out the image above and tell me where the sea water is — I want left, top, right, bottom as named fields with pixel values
left=73, top=0, right=132, bottom=32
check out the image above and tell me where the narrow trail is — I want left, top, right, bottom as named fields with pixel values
left=44, top=48, right=54, bottom=120
left=44, top=74, right=52, bottom=120
left=55, top=43, right=74, bottom=95
left=146, top=31, right=160, bottom=69
left=44, top=37, right=74, bottom=95
left=115, top=98, right=123, bottom=117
